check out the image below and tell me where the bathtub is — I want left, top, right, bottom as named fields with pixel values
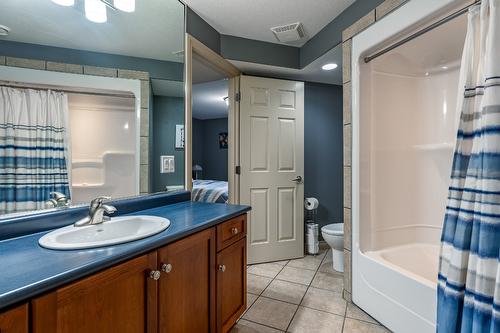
left=350, top=0, right=469, bottom=332
left=354, top=243, right=439, bottom=332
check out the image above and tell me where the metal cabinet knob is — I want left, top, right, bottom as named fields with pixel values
left=231, top=227, right=239, bottom=235
left=218, top=264, right=226, bottom=272
left=162, top=263, right=173, bottom=273
left=149, top=270, right=161, bottom=280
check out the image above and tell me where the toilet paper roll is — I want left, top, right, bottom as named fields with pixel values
left=304, top=197, right=319, bottom=210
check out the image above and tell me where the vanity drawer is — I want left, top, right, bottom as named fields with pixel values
left=217, top=214, right=246, bottom=251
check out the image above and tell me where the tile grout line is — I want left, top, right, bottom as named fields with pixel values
left=245, top=251, right=388, bottom=332
left=284, top=249, right=332, bottom=332
left=241, top=317, right=288, bottom=332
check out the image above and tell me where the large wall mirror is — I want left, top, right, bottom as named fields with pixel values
left=0, top=0, right=185, bottom=216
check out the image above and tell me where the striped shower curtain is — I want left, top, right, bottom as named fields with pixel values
left=0, top=86, right=71, bottom=214
left=437, top=1, right=500, bottom=332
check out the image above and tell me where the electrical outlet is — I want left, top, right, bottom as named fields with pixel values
left=160, top=155, right=175, bottom=173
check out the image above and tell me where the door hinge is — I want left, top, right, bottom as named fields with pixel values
left=235, top=92, right=241, bottom=102
left=235, top=166, right=241, bottom=175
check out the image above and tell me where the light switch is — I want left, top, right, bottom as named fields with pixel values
left=161, top=155, right=175, bottom=173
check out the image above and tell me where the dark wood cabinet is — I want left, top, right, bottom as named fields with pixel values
left=0, top=303, right=28, bottom=333
left=3, top=213, right=247, bottom=333
left=158, top=228, right=216, bottom=333
left=32, top=253, right=158, bottom=333
left=217, top=237, right=247, bottom=333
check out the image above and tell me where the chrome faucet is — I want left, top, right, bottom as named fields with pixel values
left=74, top=196, right=117, bottom=227
left=45, top=191, right=71, bottom=208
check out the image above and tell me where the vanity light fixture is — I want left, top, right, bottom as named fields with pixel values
left=114, top=0, right=135, bottom=12
left=52, top=0, right=134, bottom=23
left=321, top=63, right=338, bottom=71
left=0, top=25, right=10, bottom=36
left=85, top=0, right=107, bottom=23
left=51, top=0, right=75, bottom=6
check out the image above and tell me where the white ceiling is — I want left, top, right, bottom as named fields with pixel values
left=0, top=0, right=185, bottom=62
left=193, top=53, right=227, bottom=83
left=181, top=0, right=355, bottom=46
left=192, top=79, right=229, bottom=120
left=231, top=43, right=343, bottom=85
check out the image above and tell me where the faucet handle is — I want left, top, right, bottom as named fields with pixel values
left=90, top=196, right=111, bottom=207
left=49, top=192, right=67, bottom=201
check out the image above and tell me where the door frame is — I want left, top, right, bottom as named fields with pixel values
left=184, top=34, right=241, bottom=204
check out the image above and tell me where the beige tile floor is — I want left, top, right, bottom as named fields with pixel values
left=231, top=245, right=392, bottom=333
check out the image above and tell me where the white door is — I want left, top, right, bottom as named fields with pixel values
left=240, top=75, right=304, bottom=264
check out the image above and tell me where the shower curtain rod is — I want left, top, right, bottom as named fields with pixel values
left=364, top=0, right=481, bottom=63
left=0, top=81, right=135, bottom=99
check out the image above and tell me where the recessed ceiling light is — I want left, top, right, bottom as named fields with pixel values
left=0, top=25, right=11, bottom=36
left=441, top=66, right=448, bottom=70
left=425, top=72, right=430, bottom=76
left=52, top=0, right=75, bottom=6
left=114, top=0, right=135, bottom=12
left=85, top=0, right=107, bottom=23
left=322, top=63, right=338, bottom=71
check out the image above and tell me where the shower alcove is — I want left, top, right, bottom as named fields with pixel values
left=351, top=1, right=469, bottom=332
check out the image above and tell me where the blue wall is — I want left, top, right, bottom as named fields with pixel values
left=152, top=96, right=185, bottom=192
left=304, top=82, right=343, bottom=231
left=0, top=40, right=184, bottom=81
left=192, top=118, right=228, bottom=181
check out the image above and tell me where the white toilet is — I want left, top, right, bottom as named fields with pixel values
left=321, top=223, right=344, bottom=272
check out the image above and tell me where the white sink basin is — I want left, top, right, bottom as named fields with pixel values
left=39, top=215, right=170, bottom=250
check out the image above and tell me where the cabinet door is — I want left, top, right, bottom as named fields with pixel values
left=0, top=303, right=28, bottom=333
left=158, top=228, right=216, bottom=333
left=217, top=237, right=247, bottom=333
left=32, top=253, right=158, bottom=333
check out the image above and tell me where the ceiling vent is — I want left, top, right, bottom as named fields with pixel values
left=270, top=22, right=305, bottom=43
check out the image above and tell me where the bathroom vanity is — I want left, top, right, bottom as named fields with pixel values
left=0, top=192, right=250, bottom=333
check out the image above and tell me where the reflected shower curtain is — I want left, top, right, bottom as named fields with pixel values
left=437, top=1, right=500, bottom=332
left=0, top=86, right=71, bottom=214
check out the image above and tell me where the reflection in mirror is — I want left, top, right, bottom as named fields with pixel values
left=151, top=79, right=185, bottom=193
left=0, top=0, right=185, bottom=216
left=191, top=54, right=230, bottom=204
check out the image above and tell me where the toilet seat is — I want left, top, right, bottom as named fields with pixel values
left=321, top=223, right=344, bottom=236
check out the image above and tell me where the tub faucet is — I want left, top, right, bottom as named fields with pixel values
left=45, top=191, right=71, bottom=208
left=74, top=196, right=117, bottom=227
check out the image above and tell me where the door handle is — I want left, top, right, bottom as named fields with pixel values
left=291, top=176, right=303, bottom=184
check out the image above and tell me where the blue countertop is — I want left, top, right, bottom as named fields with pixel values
left=0, top=200, right=250, bottom=310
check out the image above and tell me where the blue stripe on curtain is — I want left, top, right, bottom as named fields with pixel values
left=0, top=185, right=70, bottom=202
left=0, top=87, right=70, bottom=214
left=437, top=2, right=500, bottom=332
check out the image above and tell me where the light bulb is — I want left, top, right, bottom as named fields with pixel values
left=52, top=0, right=75, bottom=6
left=114, top=0, right=135, bottom=12
left=85, top=0, right=107, bottom=23
left=321, top=63, right=338, bottom=71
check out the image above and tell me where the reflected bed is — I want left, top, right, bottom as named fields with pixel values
left=192, top=180, right=228, bottom=203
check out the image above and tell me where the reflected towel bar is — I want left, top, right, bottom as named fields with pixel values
left=364, top=0, right=481, bottom=63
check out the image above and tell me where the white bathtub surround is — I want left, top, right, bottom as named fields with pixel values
left=68, top=94, right=136, bottom=203
left=341, top=0, right=410, bottom=304
left=0, top=60, right=149, bottom=194
left=437, top=1, right=500, bottom=332
left=350, top=0, right=471, bottom=332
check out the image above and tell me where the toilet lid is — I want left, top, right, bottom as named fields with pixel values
left=321, top=223, right=344, bottom=236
